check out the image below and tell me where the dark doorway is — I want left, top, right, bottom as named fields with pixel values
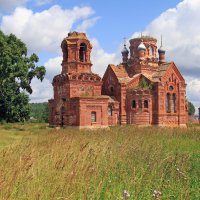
left=60, top=106, right=65, bottom=127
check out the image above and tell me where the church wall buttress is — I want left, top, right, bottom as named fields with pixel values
left=120, top=84, right=127, bottom=124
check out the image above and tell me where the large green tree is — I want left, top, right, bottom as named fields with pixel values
left=0, top=30, right=46, bottom=122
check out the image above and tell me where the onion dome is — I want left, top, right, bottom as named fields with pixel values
left=158, top=45, right=166, bottom=54
left=137, top=40, right=146, bottom=51
left=121, top=44, right=129, bottom=54
left=158, top=35, right=165, bottom=53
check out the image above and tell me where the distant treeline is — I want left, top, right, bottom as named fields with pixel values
left=30, top=102, right=49, bottom=123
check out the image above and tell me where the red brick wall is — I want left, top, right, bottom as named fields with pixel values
left=126, top=90, right=152, bottom=125
left=78, top=97, right=109, bottom=127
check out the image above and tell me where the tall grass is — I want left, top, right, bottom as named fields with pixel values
left=0, top=124, right=199, bottom=199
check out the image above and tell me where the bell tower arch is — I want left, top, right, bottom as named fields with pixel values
left=61, top=32, right=93, bottom=74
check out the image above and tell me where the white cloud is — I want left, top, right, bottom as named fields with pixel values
left=131, top=0, right=200, bottom=112
left=0, top=4, right=119, bottom=102
left=44, top=56, right=62, bottom=80
left=0, top=0, right=26, bottom=11
left=77, top=17, right=100, bottom=32
left=90, top=38, right=119, bottom=76
left=29, top=56, right=61, bottom=102
left=139, top=0, right=200, bottom=78
left=1, top=5, right=95, bottom=53
left=30, top=78, right=53, bottom=102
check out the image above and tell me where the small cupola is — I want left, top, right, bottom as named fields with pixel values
left=121, top=44, right=129, bottom=54
left=158, top=46, right=165, bottom=54
left=158, top=36, right=166, bottom=63
left=137, top=40, right=146, bottom=51
left=121, top=38, right=129, bottom=64
left=137, top=39, right=146, bottom=60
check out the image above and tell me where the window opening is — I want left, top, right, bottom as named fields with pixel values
left=166, top=93, right=170, bottom=112
left=91, top=111, right=96, bottom=122
left=132, top=100, right=136, bottom=108
left=108, top=106, right=112, bottom=116
left=144, top=100, right=148, bottom=108
left=79, top=43, right=87, bottom=62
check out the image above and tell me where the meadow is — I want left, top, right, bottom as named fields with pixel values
left=0, top=123, right=199, bottom=200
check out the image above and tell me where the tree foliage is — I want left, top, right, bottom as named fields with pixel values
left=30, top=102, right=49, bottom=123
left=139, top=77, right=154, bottom=90
left=139, top=77, right=149, bottom=89
left=0, top=30, right=46, bottom=122
left=188, top=101, right=195, bottom=116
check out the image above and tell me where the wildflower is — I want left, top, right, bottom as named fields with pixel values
left=123, top=190, right=130, bottom=198
left=153, top=190, right=162, bottom=199
left=176, top=167, right=186, bottom=178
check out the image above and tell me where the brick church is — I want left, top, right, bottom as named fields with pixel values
left=48, top=31, right=188, bottom=128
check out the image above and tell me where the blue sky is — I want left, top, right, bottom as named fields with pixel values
left=0, top=0, right=199, bottom=112
left=7, top=0, right=182, bottom=52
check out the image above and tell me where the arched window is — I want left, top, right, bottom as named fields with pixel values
left=132, top=100, right=136, bottom=108
left=108, top=106, right=112, bottom=116
left=149, top=47, right=153, bottom=57
left=166, top=93, right=170, bottom=112
left=172, top=93, right=176, bottom=112
left=91, top=111, right=96, bottom=122
left=169, top=85, right=174, bottom=91
left=144, top=100, right=148, bottom=108
left=79, top=43, right=87, bottom=62
left=62, top=43, right=68, bottom=61
left=109, top=86, right=114, bottom=95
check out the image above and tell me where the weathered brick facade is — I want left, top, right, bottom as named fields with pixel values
left=49, top=32, right=188, bottom=127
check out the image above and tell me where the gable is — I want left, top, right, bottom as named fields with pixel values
left=161, top=62, right=185, bottom=83
left=102, top=65, right=119, bottom=86
left=126, top=74, right=141, bottom=88
left=127, top=74, right=152, bottom=89
left=102, top=64, right=131, bottom=84
left=152, top=62, right=185, bottom=83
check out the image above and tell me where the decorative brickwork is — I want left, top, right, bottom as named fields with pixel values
left=49, top=32, right=188, bottom=128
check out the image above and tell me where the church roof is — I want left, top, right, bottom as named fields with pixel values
left=52, top=72, right=101, bottom=85
left=152, top=63, right=171, bottom=81
left=109, top=64, right=128, bottom=78
left=67, top=31, right=87, bottom=39
left=62, top=31, right=92, bottom=47
left=109, top=64, right=156, bottom=85
left=107, top=96, right=119, bottom=103
left=109, top=64, right=133, bottom=83
left=108, top=62, right=182, bottom=87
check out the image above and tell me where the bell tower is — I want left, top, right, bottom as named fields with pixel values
left=61, top=32, right=93, bottom=74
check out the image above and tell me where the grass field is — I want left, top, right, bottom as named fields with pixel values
left=0, top=123, right=199, bottom=200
